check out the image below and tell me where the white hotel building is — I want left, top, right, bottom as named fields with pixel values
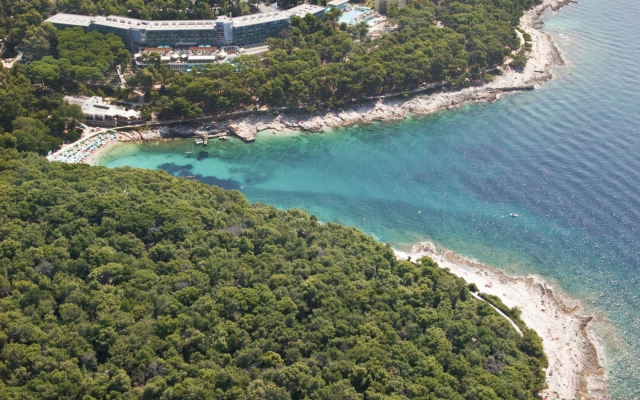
left=46, top=5, right=326, bottom=52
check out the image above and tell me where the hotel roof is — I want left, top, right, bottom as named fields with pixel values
left=45, top=9, right=324, bottom=33
left=231, top=12, right=291, bottom=28
left=45, top=13, right=93, bottom=27
left=64, top=96, right=140, bottom=119
left=327, top=0, right=350, bottom=6
left=285, top=4, right=326, bottom=17
left=92, top=15, right=148, bottom=29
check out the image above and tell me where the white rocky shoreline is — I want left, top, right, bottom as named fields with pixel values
left=222, top=0, right=568, bottom=142
left=395, top=241, right=609, bottom=400
left=226, top=86, right=529, bottom=141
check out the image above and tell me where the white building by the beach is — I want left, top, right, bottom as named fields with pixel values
left=64, top=96, right=142, bottom=122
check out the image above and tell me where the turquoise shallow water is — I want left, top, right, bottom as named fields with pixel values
left=99, top=0, right=640, bottom=396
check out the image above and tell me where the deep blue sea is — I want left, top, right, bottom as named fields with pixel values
left=99, top=0, right=640, bottom=396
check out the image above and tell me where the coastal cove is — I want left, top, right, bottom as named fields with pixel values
left=96, top=0, right=640, bottom=398
left=50, top=0, right=566, bottom=165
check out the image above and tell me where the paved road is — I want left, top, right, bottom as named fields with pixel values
left=471, top=292, right=524, bottom=337
left=243, top=45, right=270, bottom=55
left=1, top=50, right=23, bottom=69
left=116, top=66, right=127, bottom=88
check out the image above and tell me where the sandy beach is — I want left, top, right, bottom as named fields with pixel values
left=83, top=129, right=167, bottom=165
left=394, top=242, right=608, bottom=400
left=83, top=139, right=119, bottom=165
left=49, top=127, right=165, bottom=165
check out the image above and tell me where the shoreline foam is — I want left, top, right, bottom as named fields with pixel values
left=394, top=241, right=608, bottom=400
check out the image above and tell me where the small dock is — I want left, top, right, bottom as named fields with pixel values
left=198, top=132, right=229, bottom=143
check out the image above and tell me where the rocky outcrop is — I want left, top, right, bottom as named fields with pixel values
left=228, top=116, right=288, bottom=142
left=217, top=83, right=539, bottom=142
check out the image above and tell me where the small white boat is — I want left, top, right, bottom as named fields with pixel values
left=510, top=213, right=519, bottom=218
left=194, top=139, right=204, bottom=145
left=218, top=136, right=228, bottom=140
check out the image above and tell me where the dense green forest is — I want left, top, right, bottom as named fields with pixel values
left=0, top=64, right=85, bottom=154
left=0, top=0, right=548, bottom=397
left=0, top=148, right=548, bottom=399
left=27, top=27, right=131, bottom=86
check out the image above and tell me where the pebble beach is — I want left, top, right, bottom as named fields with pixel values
left=395, top=242, right=608, bottom=400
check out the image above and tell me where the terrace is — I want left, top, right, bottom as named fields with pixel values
left=134, top=46, right=240, bottom=71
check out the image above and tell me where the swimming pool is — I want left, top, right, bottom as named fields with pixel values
left=338, top=7, right=373, bottom=25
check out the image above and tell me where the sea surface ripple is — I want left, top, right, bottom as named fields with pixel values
left=100, top=0, right=640, bottom=396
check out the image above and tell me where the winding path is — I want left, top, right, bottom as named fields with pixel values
left=471, top=292, right=524, bottom=337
